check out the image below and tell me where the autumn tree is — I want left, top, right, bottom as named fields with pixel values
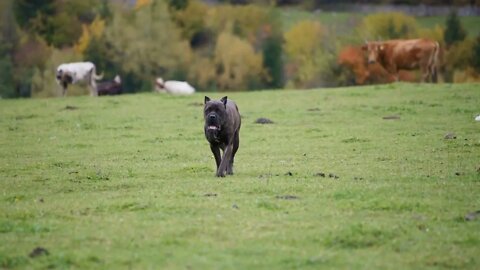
left=284, top=20, right=333, bottom=88
left=103, top=0, right=191, bottom=91
left=214, top=31, right=265, bottom=90
left=360, top=12, right=419, bottom=40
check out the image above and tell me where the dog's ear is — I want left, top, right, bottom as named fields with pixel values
left=221, top=96, right=228, bottom=108
left=204, top=96, right=210, bottom=104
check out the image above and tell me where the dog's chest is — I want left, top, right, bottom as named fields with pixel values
left=205, top=129, right=228, bottom=146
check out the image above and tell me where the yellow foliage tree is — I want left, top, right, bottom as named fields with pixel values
left=172, top=0, right=208, bottom=40
left=207, top=4, right=270, bottom=44
left=74, top=16, right=105, bottom=54
left=284, top=20, right=327, bottom=88
left=360, top=12, right=419, bottom=40
left=74, top=25, right=91, bottom=54
left=105, top=1, right=191, bottom=83
left=214, top=31, right=264, bottom=91
left=135, top=0, right=151, bottom=10
left=417, top=25, right=444, bottom=45
left=188, top=55, right=216, bottom=90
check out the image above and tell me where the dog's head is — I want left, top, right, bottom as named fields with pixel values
left=204, top=96, right=228, bottom=134
left=56, top=69, right=63, bottom=81
left=56, top=69, right=73, bottom=84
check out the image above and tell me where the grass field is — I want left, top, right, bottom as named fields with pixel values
left=1, top=83, right=480, bottom=269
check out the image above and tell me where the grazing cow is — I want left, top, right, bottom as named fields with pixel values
left=97, top=75, right=123, bottom=96
left=55, top=62, right=103, bottom=96
left=155, top=77, right=195, bottom=95
left=338, top=46, right=416, bottom=85
left=362, top=39, right=440, bottom=83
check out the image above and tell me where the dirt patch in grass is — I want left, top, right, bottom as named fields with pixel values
left=255, top=118, right=274, bottom=124
left=63, top=105, right=78, bottom=110
left=29, top=247, right=49, bottom=258
left=276, top=195, right=299, bottom=200
left=382, top=115, right=400, bottom=120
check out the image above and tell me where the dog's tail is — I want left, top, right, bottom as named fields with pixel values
left=91, top=66, right=104, bottom=81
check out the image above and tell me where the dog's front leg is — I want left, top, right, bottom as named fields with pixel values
left=217, top=144, right=233, bottom=177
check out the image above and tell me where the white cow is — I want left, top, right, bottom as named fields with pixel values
left=56, top=62, right=103, bottom=96
left=155, top=77, right=195, bottom=95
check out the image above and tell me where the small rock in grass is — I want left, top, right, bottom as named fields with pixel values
left=255, top=118, right=274, bottom=124
left=444, top=132, right=456, bottom=139
left=465, top=210, right=480, bottom=221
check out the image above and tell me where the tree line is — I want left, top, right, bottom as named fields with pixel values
left=0, top=0, right=479, bottom=98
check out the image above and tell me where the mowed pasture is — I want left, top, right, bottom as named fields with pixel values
left=1, top=83, right=480, bottom=269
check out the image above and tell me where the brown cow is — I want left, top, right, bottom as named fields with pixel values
left=362, top=39, right=440, bottom=83
left=338, top=46, right=416, bottom=85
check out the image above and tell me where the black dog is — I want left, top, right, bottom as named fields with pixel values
left=204, top=96, right=241, bottom=177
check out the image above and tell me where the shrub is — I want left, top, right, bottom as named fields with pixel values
left=444, top=38, right=474, bottom=82
left=360, top=12, right=419, bottom=40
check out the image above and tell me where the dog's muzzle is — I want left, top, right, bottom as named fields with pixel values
left=206, top=113, right=221, bottom=129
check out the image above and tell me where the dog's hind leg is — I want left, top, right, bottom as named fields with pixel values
left=227, top=131, right=240, bottom=175
left=90, top=80, right=98, bottom=96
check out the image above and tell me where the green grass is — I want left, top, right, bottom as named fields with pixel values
left=1, top=83, right=480, bottom=269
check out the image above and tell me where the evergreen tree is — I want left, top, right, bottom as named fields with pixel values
left=444, top=10, right=466, bottom=47
left=13, top=0, right=56, bottom=29
left=169, top=0, right=189, bottom=10
left=262, top=35, right=284, bottom=89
